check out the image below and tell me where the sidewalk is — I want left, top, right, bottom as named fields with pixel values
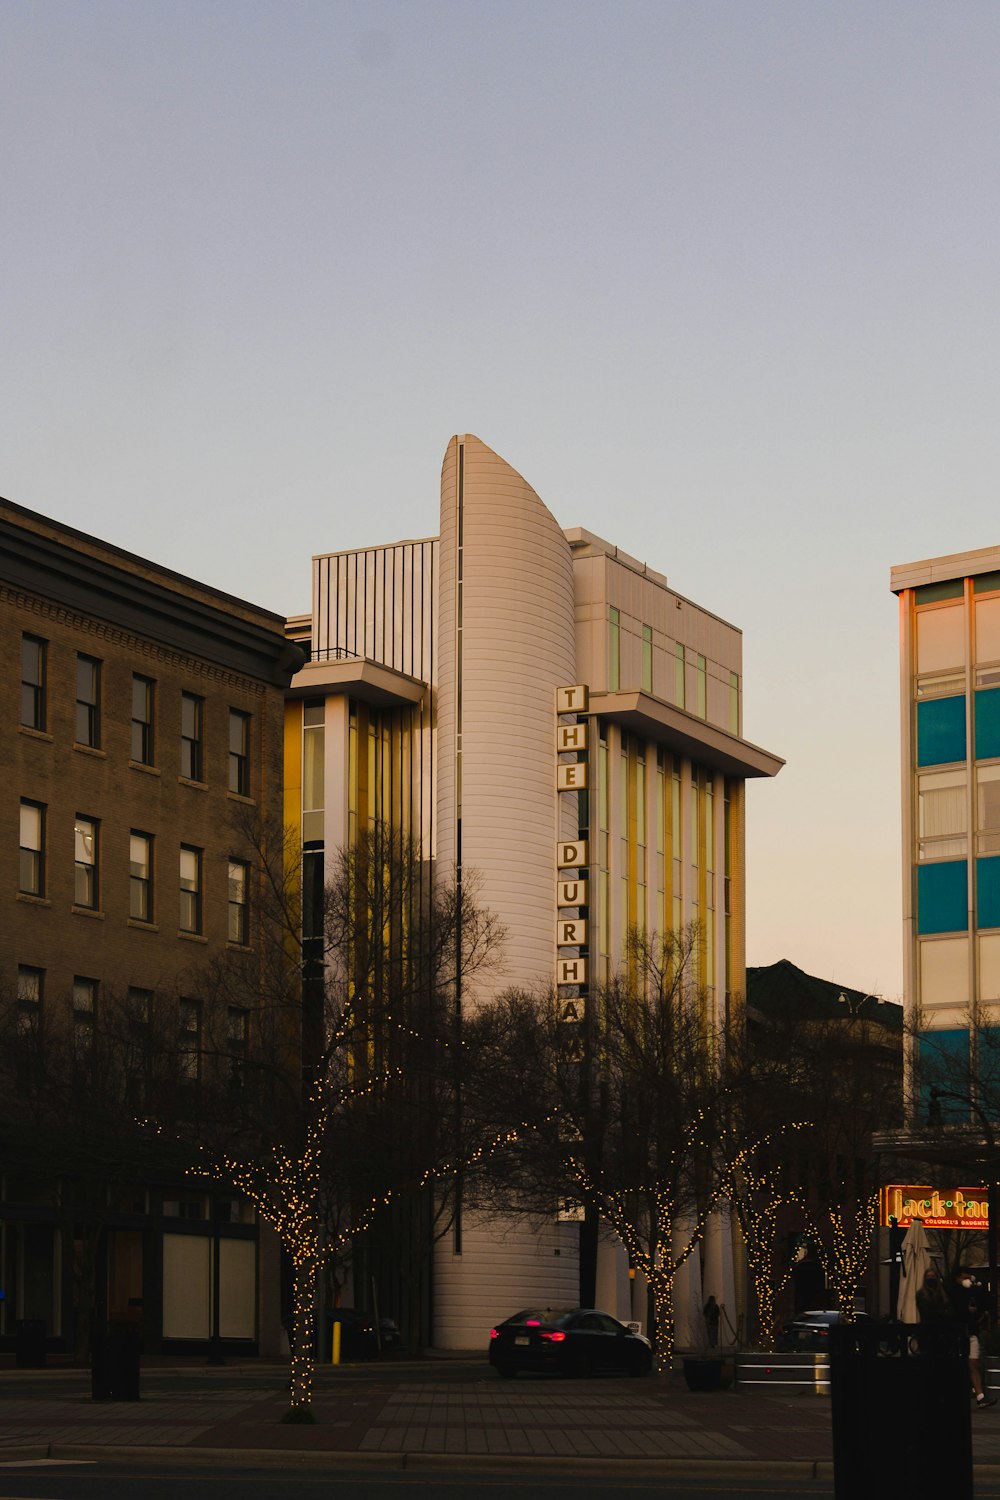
left=0, top=1358, right=997, bottom=1480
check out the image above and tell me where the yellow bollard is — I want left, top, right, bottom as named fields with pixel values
left=332, top=1318, right=341, bottom=1366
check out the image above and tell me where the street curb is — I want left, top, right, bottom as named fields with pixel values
left=45, top=1445, right=832, bottom=1478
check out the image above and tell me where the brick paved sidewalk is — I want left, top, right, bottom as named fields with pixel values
left=0, top=1364, right=997, bottom=1477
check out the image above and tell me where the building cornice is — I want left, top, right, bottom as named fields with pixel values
left=0, top=506, right=302, bottom=688
left=588, top=690, right=784, bottom=779
left=286, top=654, right=426, bottom=708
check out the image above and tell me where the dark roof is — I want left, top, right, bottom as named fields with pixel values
left=746, top=959, right=903, bottom=1034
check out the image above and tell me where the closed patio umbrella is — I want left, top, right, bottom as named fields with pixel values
left=896, top=1220, right=934, bottom=1323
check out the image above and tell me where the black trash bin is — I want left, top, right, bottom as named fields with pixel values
left=15, top=1319, right=46, bottom=1369
left=91, top=1320, right=141, bottom=1401
left=829, top=1321, right=971, bottom=1500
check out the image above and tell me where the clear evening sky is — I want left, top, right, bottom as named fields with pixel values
left=5, top=0, right=1000, bottom=1000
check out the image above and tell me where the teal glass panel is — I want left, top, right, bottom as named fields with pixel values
left=916, top=696, right=966, bottom=766
left=978, top=857, right=1000, bottom=928
left=977, top=1027, right=1000, bottom=1125
left=974, top=573, right=1000, bottom=595
left=918, top=1029, right=970, bottom=1122
left=916, top=580, right=964, bottom=604
left=917, top=861, right=967, bottom=934
left=976, top=689, right=1000, bottom=760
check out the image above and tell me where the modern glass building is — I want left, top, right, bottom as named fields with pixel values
left=892, top=547, right=1000, bottom=1117
left=287, top=435, right=783, bottom=1348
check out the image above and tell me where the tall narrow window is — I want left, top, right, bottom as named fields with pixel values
left=675, top=643, right=685, bottom=708
left=695, top=654, right=707, bottom=719
left=227, top=1006, right=249, bottom=1090
left=75, top=655, right=101, bottom=747
left=19, top=800, right=45, bottom=896
left=73, top=977, right=97, bottom=1056
left=74, top=816, right=99, bottom=908
left=180, top=693, right=204, bottom=781
left=129, top=832, right=153, bottom=921
left=131, top=675, right=155, bottom=764
left=178, top=998, right=201, bottom=1082
left=729, top=671, right=740, bottom=735
left=609, top=608, right=620, bottom=692
left=179, top=845, right=202, bottom=933
left=228, top=710, right=250, bottom=796
left=17, top=966, right=42, bottom=1034
left=20, top=635, right=46, bottom=730
left=228, top=858, right=249, bottom=944
left=642, top=624, right=653, bottom=694
left=302, top=702, right=325, bottom=842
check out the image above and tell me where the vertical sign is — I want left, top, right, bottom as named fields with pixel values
left=556, top=686, right=590, bottom=1007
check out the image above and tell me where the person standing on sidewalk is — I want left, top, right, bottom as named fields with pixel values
left=950, top=1267, right=997, bottom=1409
left=703, top=1296, right=721, bottom=1348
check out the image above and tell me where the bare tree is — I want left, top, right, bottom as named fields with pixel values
left=168, top=814, right=505, bottom=1420
left=464, top=924, right=739, bottom=1373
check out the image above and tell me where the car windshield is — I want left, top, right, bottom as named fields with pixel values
left=508, top=1308, right=572, bottom=1325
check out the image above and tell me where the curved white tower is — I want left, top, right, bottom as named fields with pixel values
left=434, top=434, right=581, bottom=1345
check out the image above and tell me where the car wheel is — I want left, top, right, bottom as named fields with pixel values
left=571, top=1352, right=593, bottom=1379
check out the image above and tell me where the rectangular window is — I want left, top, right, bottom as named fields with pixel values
left=129, top=832, right=153, bottom=922
left=75, top=655, right=101, bottom=747
left=695, top=654, right=707, bottom=719
left=227, top=1006, right=249, bottom=1088
left=19, top=800, right=45, bottom=896
left=729, top=672, right=740, bottom=735
left=642, top=625, right=652, bottom=694
left=919, top=770, right=968, bottom=859
left=20, top=635, right=46, bottom=730
left=17, top=965, right=42, bottom=1033
left=228, top=858, right=249, bottom=944
left=178, top=998, right=201, bottom=1082
left=228, top=710, right=251, bottom=796
left=609, top=608, right=620, bottom=692
left=180, top=693, right=204, bottom=781
left=131, top=675, right=155, bottom=764
left=675, top=643, right=685, bottom=708
left=179, top=845, right=202, bottom=933
left=73, top=977, right=97, bottom=1055
left=74, top=815, right=99, bottom=908
left=302, top=702, right=326, bottom=842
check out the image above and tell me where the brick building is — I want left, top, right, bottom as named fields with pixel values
left=1, top=497, right=298, bottom=1356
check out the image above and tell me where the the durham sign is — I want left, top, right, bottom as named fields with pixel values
left=556, top=685, right=589, bottom=990
left=881, top=1184, right=990, bottom=1230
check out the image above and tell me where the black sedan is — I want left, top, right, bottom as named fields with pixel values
left=488, top=1307, right=652, bottom=1379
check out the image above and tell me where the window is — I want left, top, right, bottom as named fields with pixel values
left=16, top=966, right=42, bottom=1034
left=19, top=800, right=45, bottom=896
left=608, top=608, right=620, bottom=693
left=675, top=643, right=685, bottom=708
left=129, top=832, right=153, bottom=921
left=228, top=858, right=249, bottom=944
left=695, top=654, right=707, bottom=719
left=228, top=710, right=250, bottom=795
left=179, top=845, right=202, bottom=933
left=75, top=655, right=101, bottom=747
left=20, top=635, right=46, bottom=730
left=642, top=625, right=652, bottom=694
left=131, top=675, right=155, bottom=764
left=227, top=1006, right=249, bottom=1090
left=180, top=693, right=204, bottom=781
left=178, top=998, right=201, bottom=1082
left=73, top=977, right=97, bottom=1055
left=729, top=672, right=740, bottom=736
left=919, top=770, right=968, bottom=859
left=74, top=816, right=98, bottom=907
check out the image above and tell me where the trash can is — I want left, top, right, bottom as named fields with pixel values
left=91, top=1320, right=141, bottom=1401
left=15, top=1319, right=46, bottom=1369
left=829, top=1321, right=971, bottom=1499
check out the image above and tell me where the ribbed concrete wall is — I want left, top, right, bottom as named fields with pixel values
left=437, top=433, right=577, bottom=993
left=435, top=434, right=580, bottom=1348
